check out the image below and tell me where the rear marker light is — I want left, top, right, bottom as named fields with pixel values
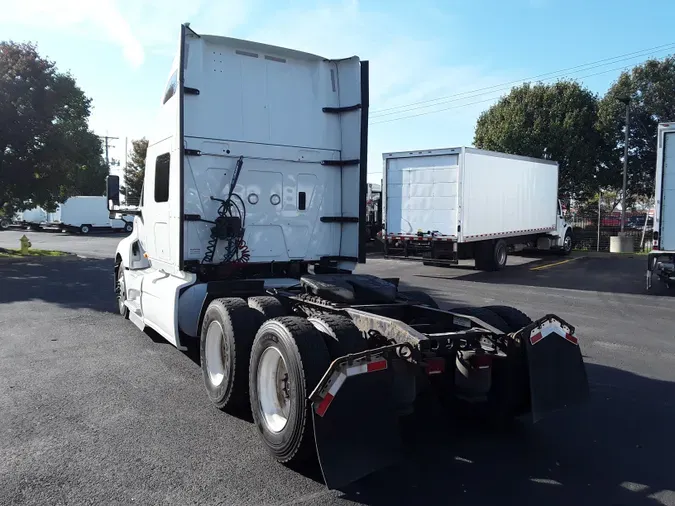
left=426, top=357, right=446, bottom=375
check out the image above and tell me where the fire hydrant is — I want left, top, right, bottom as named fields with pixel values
left=20, top=235, right=31, bottom=254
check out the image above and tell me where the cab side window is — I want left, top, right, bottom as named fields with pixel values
left=154, top=153, right=171, bottom=203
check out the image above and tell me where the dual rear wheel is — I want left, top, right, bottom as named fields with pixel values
left=199, top=297, right=363, bottom=465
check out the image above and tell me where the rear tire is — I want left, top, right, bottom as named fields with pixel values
left=483, top=306, right=532, bottom=331
left=200, top=298, right=260, bottom=410
left=248, top=296, right=286, bottom=320
left=308, top=314, right=366, bottom=358
left=80, top=224, right=91, bottom=235
left=398, top=290, right=440, bottom=309
left=249, top=317, right=331, bottom=464
left=124, top=222, right=133, bottom=233
left=448, top=306, right=510, bottom=332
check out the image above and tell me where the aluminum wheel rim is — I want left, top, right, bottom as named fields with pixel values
left=497, top=245, right=506, bottom=265
left=257, top=346, right=291, bottom=433
left=205, top=321, right=229, bottom=388
left=564, top=235, right=572, bottom=252
left=117, top=268, right=126, bottom=314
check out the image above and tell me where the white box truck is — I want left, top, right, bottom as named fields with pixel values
left=382, top=147, right=573, bottom=270
left=646, top=122, right=675, bottom=289
left=52, top=196, right=133, bottom=234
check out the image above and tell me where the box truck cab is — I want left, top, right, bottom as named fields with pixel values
left=382, top=147, right=573, bottom=270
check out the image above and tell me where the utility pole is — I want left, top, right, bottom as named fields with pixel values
left=617, top=97, right=631, bottom=234
left=98, top=135, right=120, bottom=168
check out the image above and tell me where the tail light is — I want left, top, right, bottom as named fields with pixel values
left=469, top=353, right=493, bottom=370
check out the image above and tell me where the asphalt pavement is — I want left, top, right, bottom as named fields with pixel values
left=1, top=233, right=674, bottom=505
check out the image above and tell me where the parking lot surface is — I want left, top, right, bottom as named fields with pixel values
left=1, top=235, right=674, bottom=505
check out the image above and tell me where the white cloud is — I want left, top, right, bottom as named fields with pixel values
left=4, top=0, right=145, bottom=68
left=238, top=0, right=515, bottom=183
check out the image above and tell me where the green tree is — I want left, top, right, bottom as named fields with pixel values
left=597, top=56, right=675, bottom=206
left=0, top=41, right=105, bottom=215
left=123, top=137, right=148, bottom=205
left=474, top=81, right=606, bottom=201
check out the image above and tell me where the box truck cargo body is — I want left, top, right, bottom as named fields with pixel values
left=382, top=147, right=572, bottom=270
left=51, top=196, right=134, bottom=234
left=647, top=122, right=675, bottom=289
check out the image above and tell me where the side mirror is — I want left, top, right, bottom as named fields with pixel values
left=106, top=175, right=120, bottom=210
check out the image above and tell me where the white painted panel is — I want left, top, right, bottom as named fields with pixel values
left=461, top=151, right=558, bottom=240
left=385, top=154, right=459, bottom=236
left=180, top=32, right=362, bottom=268
left=661, top=132, right=675, bottom=250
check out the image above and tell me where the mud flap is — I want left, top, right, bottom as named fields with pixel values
left=309, top=347, right=410, bottom=489
left=519, top=315, right=590, bottom=423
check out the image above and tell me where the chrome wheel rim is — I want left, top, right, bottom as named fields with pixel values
left=117, top=267, right=126, bottom=315
left=205, top=321, right=229, bottom=387
left=257, top=346, right=291, bottom=433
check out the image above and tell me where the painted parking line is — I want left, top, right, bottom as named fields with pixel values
left=530, top=256, right=583, bottom=271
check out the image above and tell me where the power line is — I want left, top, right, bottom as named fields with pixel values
left=369, top=61, right=645, bottom=125
left=369, top=41, right=675, bottom=119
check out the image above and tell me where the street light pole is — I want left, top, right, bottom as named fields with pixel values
left=618, top=97, right=631, bottom=233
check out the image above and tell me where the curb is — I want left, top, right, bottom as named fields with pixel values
left=0, top=253, right=81, bottom=264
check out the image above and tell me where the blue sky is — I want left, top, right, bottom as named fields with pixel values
left=2, top=0, right=675, bottom=184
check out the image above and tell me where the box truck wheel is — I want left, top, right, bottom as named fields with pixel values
left=249, top=317, right=331, bottom=464
left=200, top=298, right=260, bottom=410
left=560, top=230, right=573, bottom=256
left=124, top=222, right=133, bottom=233
left=79, top=224, right=91, bottom=235
left=476, top=240, right=507, bottom=271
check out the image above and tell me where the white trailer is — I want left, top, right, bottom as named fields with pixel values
left=105, top=24, right=588, bottom=490
left=647, top=122, right=675, bottom=289
left=382, top=147, right=572, bottom=270
left=54, top=196, right=133, bottom=234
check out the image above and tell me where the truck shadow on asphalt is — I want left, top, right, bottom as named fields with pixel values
left=418, top=255, right=674, bottom=297
left=0, top=258, right=114, bottom=310
left=335, top=362, right=675, bottom=506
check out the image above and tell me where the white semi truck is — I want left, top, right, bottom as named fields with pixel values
left=647, top=122, right=675, bottom=289
left=382, top=148, right=573, bottom=270
left=107, top=24, right=589, bottom=489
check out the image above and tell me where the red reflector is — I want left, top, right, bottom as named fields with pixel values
left=315, top=393, right=334, bottom=417
left=367, top=360, right=387, bottom=373
left=470, top=354, right=492, bottom=369
left=564, top=333, right=579, bottom=345
left=426, top=357, right=446, bottom=375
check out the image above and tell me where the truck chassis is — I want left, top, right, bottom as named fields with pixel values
left=115, top=267, right=589, bottom=489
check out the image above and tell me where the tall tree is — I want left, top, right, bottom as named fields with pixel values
left=123, top=137, right=148, bottom=205
left=597, top=56, right=675, bottom=205
left=474, top=81, right=607, bottom=202
left=0, top=41, right=105, bottom=215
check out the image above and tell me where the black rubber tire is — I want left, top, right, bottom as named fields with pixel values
left=308, top=314, right=366, bottom=358
left=398, top=290, right=440, bottom=309
left=124, top=222, right=133, bottom=233
left=483, top=305, right=532, bottom=332
left=80, top=224, right=91, bottom=235
left=448, top=306, right=511, bottom=333
left=560, top=229, right=573, bottom=256
left=200, top=298, right=260, bottom=410
left=116, top=263, right=129, bottom=320
left=247, top=296, right=286, bottom=320
left=249, top=316, right=331, bottom=464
